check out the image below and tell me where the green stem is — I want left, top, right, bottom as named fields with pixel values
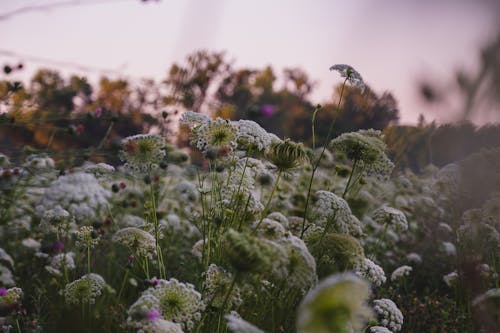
left=301, top=78, right=348, bottom=238
left=117, top=269, right=130, bottom=300
left=252, top=171, right=282, bottom=235
left=342, top=158, right=358, bottom=198
left=97, top=121, right=114, bottom=150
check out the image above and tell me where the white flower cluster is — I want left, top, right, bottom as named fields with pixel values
left=39, top=206, right=75, bottom=234
left=139, top=318, right=184, bottom=333
left=203, top=264, right=242, bottom=309
left=46, top=252, right=75, bottom=277
left=132, top=278, right=204, bottom=330
left=391, top=265, right=412, bottom=281
left=236, top=120, right=273, bottom=153
left=330, top=129, right=394, bottom=180
left=373, top=298, right=404, bottom=332
left=312, top=190, right=363, bottom=236
left=443, top=271, right=458, bottom=287
left=472, top=288, right=500, bottom=306
left=0, top=287, right=23, bottom=307
left=252, top=219, right=286, bottom=240
left=120, top=134, right=166, bottom=173
left=64, top=273, right=106, bottom=305
left=372, top=206, right=408, bottom=231
left=193, top=118, right=238, bottom=158
left=112, top=227, right=156, bottom=258
left=173, top=180, right=199, bottom=203
left=225, top=313, right=264, bottom=333
left=179, top=111, right=210, bottom=128
left=329, top=64, right=366, bottom=92
left=24, top=154, right=55, bottom=170
left=36, top=172, right=111, bottom=221
left=277, top=235, right=317, bottom=292
left=80, top=162, right=115, bottom=178
left=0, top=265, right=14, bottom=286
left=355, top=258, right=386, bottom=286
left=75, top=225, right=100, bottom=248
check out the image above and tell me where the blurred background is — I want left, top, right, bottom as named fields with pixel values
left=1, top=0, right=500, bottom=170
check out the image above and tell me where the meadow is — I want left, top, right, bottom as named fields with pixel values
left=0, top=65, right=499, bottom=333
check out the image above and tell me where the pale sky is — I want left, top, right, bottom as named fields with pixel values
left=0, top=0, right=498, bottom=124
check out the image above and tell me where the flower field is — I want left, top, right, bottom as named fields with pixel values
left=0, top=67, right=499, bottom=333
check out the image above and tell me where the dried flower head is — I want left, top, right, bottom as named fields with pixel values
left=266, top=139, right=307, bottom=173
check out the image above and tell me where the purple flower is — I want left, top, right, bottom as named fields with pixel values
left=0, top=288, right=7, bottom=296
left=262, top=104, right=275, bottom=117
left=94, top=107, right=103, bottom=118
left=150, top=278, right=159, bottom=287
left=53, top=241, right=65, bottom=252
left=147, top=309, right=161, bottom=321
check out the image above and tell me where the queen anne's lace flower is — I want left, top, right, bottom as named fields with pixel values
left=0, top=265, right=14, bottom=286
left=472, top=288, right=500, bottom=306
left=297, top=273, right=372, bottom=333
left=0, top=287, right=23, bottom=307
left=64, top=273, right=106, bottom=305
left=39, top=206, right=75, bottom=234
left=372, top=206, right=408, bottom=231
left=180, top=111, right=210, bottom=128
left=355, top=258, right=386, bottom=286
left=312, top=190, right=363, bottom=236
left=50, top=252, right=76, bottom=271
left=236, top=120, right=273, bottom=153
left=373, top=298, right=403, bottom=332
left=329, top=64, right=366, bottom=92
left=24, top=154, right=55, bottom=170
left=75, top=226, right=100, bottom=249
left=36, top=172, right=110, bottom=221
left=277, top=235, right=317, bottom=292
left=330, top=129, right=394, bottom=180
left=193, top=118, right=238, bottom=158
left=203, top=264, right=242, bottom=309
left=391, top=265, right=412, bottom=281
left=140, top=278, right=204, bottom=330
left=443, top=271, right=458, bottom=287
left=225, top=313, right=264, bottom=333
left=120, top=134, right=166, bottom=172
left=113, top=227, right=156, bottom=258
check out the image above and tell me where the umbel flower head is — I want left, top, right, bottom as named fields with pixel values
left=355, top=258, right=386, bottom=287
left=372, top=206, right=408, bottom=231
left=140, top=278, right=204, bottom=330
left=330, top=129, right=394, bottom=180
left=112, top=227, right=156, bottom=259
left=329, top=64, right=365, bottom=93
left=192, top=117, right=238, bottom=159
left=373, top=298, right=404, bottom=332
left=204, top=264, right=242, bottom=309
left=64, top=273, right=106, bottom=305
left=0, top=287, right=23, bottom=309
left=120, top=134, right=166, bottom=172
left=266, top=139, right=307, bottom=173
left=311, top=190, right=363, bottom=236
left=297, top=273, right=372, bottom=333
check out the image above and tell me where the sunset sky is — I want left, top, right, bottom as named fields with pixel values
left=0, top=0, right=498, bottom=124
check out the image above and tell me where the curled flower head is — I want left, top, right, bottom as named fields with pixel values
left=297, top=273, right=372, bottom=333
left=120, top=134, right=166, bottom=172
left=204, top=264, right=242, bottom=309
left=64, top=273, right=106, bottom=305
left=329, top=64, right=365, bottom=93
left=266, top=139, right=307, bottom=173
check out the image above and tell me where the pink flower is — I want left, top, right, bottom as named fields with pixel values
left=0, top=288, right=6, bottom=296
left=147, top=309, right=161, bottom=321
left=262, top=104, right=275, bottom=117
left=94, top=108, right=103, bottom=118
